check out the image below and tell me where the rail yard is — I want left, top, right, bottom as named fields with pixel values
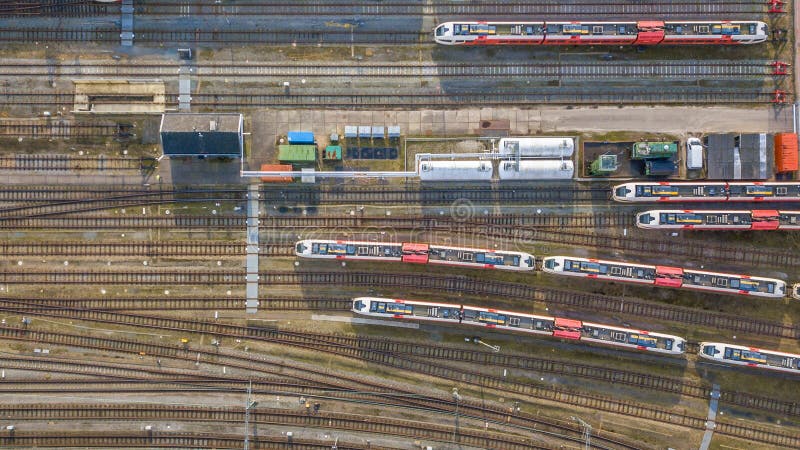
left=0, top=1, right=799, bottom=449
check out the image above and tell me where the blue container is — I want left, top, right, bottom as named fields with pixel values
left=287, top=131, right=315, bottom=145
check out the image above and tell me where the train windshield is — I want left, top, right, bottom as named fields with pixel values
left=435, top=25, right=448, bottom=36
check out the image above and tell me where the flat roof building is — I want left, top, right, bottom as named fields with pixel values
left=159, top=113, right=243, bottom=157
left=707, top=133, right=772, bottom=180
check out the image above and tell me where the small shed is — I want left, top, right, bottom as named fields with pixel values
left=645, top=159, right=677, bottom=176
left=278, top=145, right=316, bottom=164
left=631, top=141, right=678, bottom=160
left=344, top=126, right=358, bottom=138
left=774, top=133, right=798, bottom=173
left=287, top=131, right=315, bottom=145
left=159, top=113, right=243, bottom=157
left=372, top=126, right=385, bottom=139
left=590, top=154, right=618, bottom=175
left=358, top=126, right=371, bottom=138
left=260, top=164, right=293, bottom=183
left=323, top=145, right=342, bottom=160
left=388, top=126, right=401, bottom=138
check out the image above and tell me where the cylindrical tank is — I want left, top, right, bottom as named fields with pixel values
left=498, top=160, right=574, bottom=180
left=499, top=137, right=574, bottom=158
left=418, top=160, right=493, bottom=181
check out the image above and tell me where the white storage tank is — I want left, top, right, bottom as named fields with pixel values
left=418, top=160, right=493, bottom=181
left=498, top=160, right=574, bottom=180
left=499, top=137, right=574, bottom=158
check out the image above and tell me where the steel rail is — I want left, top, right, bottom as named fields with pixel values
left=0, top=268, right=796, bottom=339
left=0, top=324, right=635, bottom=448
left=0, top=308, right=794, bottom=447
left=0, top=60, right=780, bottom=79
left=0, top=90, right=785, bottom=108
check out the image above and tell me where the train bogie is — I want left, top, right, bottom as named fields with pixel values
left=699, top=342, right=800, bottom=375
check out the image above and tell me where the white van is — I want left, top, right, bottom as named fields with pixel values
left=686, top=137, right=704, bottom=170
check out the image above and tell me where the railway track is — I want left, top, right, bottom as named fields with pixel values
left=0, top=0, right=770, bottom=17
left=0, top=120, right=121, bottom=138
left=0, top=403, right=552, bottom=450
left=0, top=89, right=786, bottom=108
left=0, top=60, right=783, bottom=79
left=0, top=325, right=640, bottom=448
left=0, top=311, right=796, bottom=447
left=0, top=155, right=152, bottom=172
left=0, top=432, right=392, bottom=450
left=2, top=217, right=797, bottom=271
left=0, top=269, right=797, bottom=340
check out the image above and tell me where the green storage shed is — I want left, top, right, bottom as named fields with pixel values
left=278, top=145, right=316, bottom=164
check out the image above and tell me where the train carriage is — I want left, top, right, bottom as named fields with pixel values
left=613, top=182, right=800, bottom=202
left=434, top=20, right=767, bottom=46
left=353, top=297, right=685, bottom=355
left=699, top=342, right=800, bottom=375
left=296, top=239, right=534, bottom=271
left=543, top=256, right=786, bottom=298
left=637, top=209, right=800, bottom=230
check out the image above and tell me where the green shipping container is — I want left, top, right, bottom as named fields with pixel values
left=631, top=141, right=677, bottom=160
left=278, top=145, right=316, bottom=163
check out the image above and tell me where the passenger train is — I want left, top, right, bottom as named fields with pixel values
left=637, top=210, right=800, bottom=230
left=542, top=256, right=786, bottom=298
left=699, top=342, right=800, bottom=375
left=434, top=20, right=767, bottom=46
left=295, top=239, right=535, bottom=271
left=353, top=297, right=686, bottom=355
left=613, top=182, right=800, bottom=202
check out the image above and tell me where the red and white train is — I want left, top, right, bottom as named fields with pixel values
left=353, top=297, right=686, bottom=355
left=613, top=182, right=800, bottom=202
left=542, top=256, right=786, bottom=298
left=295, top=239, right=535, bottom=271
left=434, top=20, right=767, bottom=46
left=699, top=342, right=800, bottom=375
left=637, top=210, right=800, bottom=230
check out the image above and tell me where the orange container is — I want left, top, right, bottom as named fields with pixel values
left=774, top=133, right=798, bottom=173
left=260, top=164, right=293, bottom=183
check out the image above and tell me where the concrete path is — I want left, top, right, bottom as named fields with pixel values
left=245, top=183, right=260, bottom=314
left=312, top=314, right=419, bottom=329
left=699, top=384, right=721, bottom=450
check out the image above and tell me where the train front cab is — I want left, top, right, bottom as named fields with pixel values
left=295, top=240, right=309, bottom=256
left=636, top=212, right=656, bottom=227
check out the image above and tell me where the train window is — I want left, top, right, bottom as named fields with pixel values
left=357, top=246, right=369, bottom=255
left=698, top=25, right=710, bottom=34
left=610, top=266, right=623, bottom=275
left=462, top=252, right=473, bottom=261
left=777, top=187, right=788, bottom=195
left=592, top=26, right=603, bottom=34
left=707, top=216, right=717, bottom=224
left=716, top=278, right=729, bottom=287
left=509, top=317, right=520, bottom=327
left=613, top=332, right=625, bottom=341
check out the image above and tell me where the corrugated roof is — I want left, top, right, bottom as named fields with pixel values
left=278, top=145, right=316, bottom=163
left=707, top=133, right=772, bottom=180
left=774, top=133, right=798, bottom=173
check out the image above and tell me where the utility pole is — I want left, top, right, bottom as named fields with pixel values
left=452, top=387, right=462, bottom=444
left=244, top=381, right=257, bottom=450
left=571, top=416, right=592, bottom=450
